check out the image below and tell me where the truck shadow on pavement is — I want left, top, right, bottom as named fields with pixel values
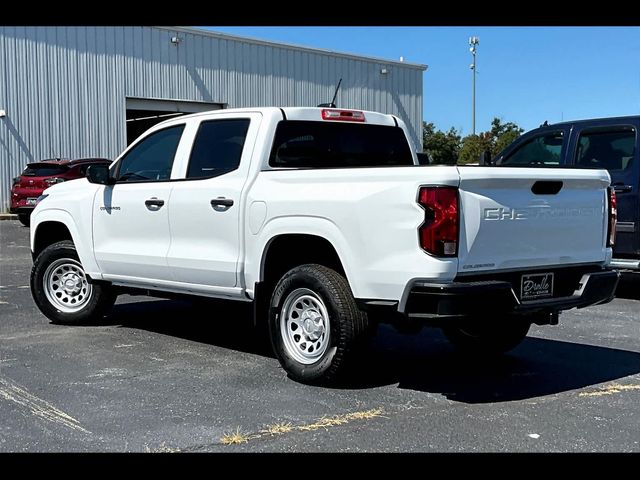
left=104, top=297, right=640, bottom=405
left=356, top=325, right=640, bottom=403
left=615, top=274, right=640, bottom=300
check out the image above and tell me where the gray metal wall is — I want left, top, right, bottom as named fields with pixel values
left=0, top=26, right=425, bottom=211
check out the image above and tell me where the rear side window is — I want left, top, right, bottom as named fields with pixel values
left=23, top=165, right=68, bottom=176
left=269, top=121, right=413, bottom=168
left=500, top=132, right=564, bottom=166
left=575, top=128, right=635, bottom=171
left=187, top=119, right=250, bottom=179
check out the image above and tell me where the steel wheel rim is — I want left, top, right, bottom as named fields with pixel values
left=280, top=288, right=330, bottom=365
left=43, top=258, right=93, bottom=313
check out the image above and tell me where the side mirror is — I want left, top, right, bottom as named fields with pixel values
left=86, top=164, right=115, bottom=185
left=479, top=150, right=493, bottom=166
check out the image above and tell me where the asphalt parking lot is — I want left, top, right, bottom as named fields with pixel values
left=1, top=219, right=639, bottom=452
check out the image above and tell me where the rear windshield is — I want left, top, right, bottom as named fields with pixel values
left=23, top=164, right=68, bottom=176
left=269, top=121, right=414, bottom=169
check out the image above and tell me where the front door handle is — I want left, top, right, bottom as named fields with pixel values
left=145, top=198, right=165, bottom=209
left=210, top=197, right=234, bottom=209
left=613, top=184, right=632, bottom=193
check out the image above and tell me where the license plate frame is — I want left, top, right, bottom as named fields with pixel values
left=521, top=272, right=554, bottom=301
left=26, top=197, right=37, bottom=206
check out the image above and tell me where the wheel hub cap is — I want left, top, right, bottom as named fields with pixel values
left=280, top=288, right=330, bottom=365
left=42, top=257, right=93, bottom=313
left=302, top=311, right=324, bottom=340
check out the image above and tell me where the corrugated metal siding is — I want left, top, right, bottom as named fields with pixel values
left=0, top=26, right=424, bottom=211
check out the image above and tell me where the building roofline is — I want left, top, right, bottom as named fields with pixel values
left=154, top=26, right=428, bottom=71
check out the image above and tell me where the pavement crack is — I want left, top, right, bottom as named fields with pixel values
left=216, top=407, right=386, bottom=447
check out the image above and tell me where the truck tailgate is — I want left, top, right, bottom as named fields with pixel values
left=457, top=166, right=610, bottom=274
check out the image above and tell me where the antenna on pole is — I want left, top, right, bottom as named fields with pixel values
left=469, top=36, right=479, bottom=135
left=318, top=78, right=343, bottom=108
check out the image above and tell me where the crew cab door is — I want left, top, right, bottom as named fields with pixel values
left=569, top=122, right=640, bottom=256
left=92, top=123, right=187, bottom=282
left=166, top=113, right=261, bottom=288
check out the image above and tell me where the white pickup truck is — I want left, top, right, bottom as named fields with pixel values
left=29, top=107, right=619, bottom=384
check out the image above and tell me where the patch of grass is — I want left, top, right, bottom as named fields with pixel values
left=260, top=422, right=294, bottom=436
left=297, top=416, right=347, bottom=432
left=343, top=408, right=385, bottom=421
left=297, top=408, right=384, bottom=432
left=219, top=408, right=385, bottom=445
left=220, top=427, right=255, bottom=445
left=579, top=383, right=640, bottom=397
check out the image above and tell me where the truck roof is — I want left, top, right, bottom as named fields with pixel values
left=542, top=114, right=640, bottom=129
left=156, top=107, right=398, bottom=128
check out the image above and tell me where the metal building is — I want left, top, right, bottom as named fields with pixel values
left=0, top=26, right=426, bottom=211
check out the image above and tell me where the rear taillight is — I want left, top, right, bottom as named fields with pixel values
left=44, top=177, right=65, bottom=186
left=607, top=186, right=617, bottom=247
left=321, top=109, right=365, bottom=122
left=418, top=186, right=459, bottom=256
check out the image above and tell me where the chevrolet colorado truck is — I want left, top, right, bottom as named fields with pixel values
left=29, top=107, right=620, bottom=384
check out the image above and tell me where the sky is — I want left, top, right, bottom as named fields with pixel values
left=203, top=26, right=640, bottom=136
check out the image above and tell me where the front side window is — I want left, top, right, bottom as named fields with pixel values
left=117, top=125, right=185, bottom=182
left=269, top=121, right=414, bottom=168
left=186, top=119, right=250, bottom=179
left=500, top=132, right=564, bottom=166
left=575, top=128, right=635, bottom=171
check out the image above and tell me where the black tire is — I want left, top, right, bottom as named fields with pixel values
left=18, top=213, right=30, bottom=227
left=30, top=240, right=117, bottom=325
left=268, top=264, right=370, bottom=384
left=442, top=317, right=531, bottom=356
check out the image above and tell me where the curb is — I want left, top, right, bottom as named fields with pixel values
left=0, top=214, right=18, bottom=220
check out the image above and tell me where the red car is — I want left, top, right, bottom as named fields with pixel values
left=10, top=157, right=112, bottom=226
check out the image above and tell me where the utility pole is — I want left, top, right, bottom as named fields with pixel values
left=469, top=36, right=479, bottom=135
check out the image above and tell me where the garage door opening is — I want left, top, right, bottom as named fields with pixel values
left=126, top=98, right=224, bottom=145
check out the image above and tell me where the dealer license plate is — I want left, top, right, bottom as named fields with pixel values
left=521, top=273, right=554, bottom=300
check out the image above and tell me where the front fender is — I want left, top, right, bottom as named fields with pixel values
left=30, top=208, right=102, bottom=279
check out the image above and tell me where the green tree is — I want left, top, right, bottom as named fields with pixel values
left=458, top=133, right=492, bottom=165
left=456, top=117, right=524, bottom=164
left=422, top=122, right=461, bottom=165
left=489, top=117, right=524, bottom=156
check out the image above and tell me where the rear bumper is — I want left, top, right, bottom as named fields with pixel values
left=9, top=206, right=34, bottom=215
left=402, top=269, right=620, bottom=319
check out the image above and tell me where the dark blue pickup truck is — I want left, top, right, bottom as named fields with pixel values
left=491, top=115, right=639, bottom=271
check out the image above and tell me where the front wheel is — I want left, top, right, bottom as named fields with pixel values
left=442, top=317, right=531, bottom=356
left=30, top=240, right=117, bottom=325
left=268, top=264, right=371, bottom=384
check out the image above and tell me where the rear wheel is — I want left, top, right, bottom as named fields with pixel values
left=30, top=240, right=116, bottom=325
left=443, top=317, right=531, bottom=356
left=18, top=213, right=30, bottom=227
left=268, top=264, right=371, bottom=384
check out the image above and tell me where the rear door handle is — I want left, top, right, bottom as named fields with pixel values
left=145, top=198, right=165, bottom=208
left=211, top=197, right=234, bottom=209
left=613, top=184, right=632, bottom=193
